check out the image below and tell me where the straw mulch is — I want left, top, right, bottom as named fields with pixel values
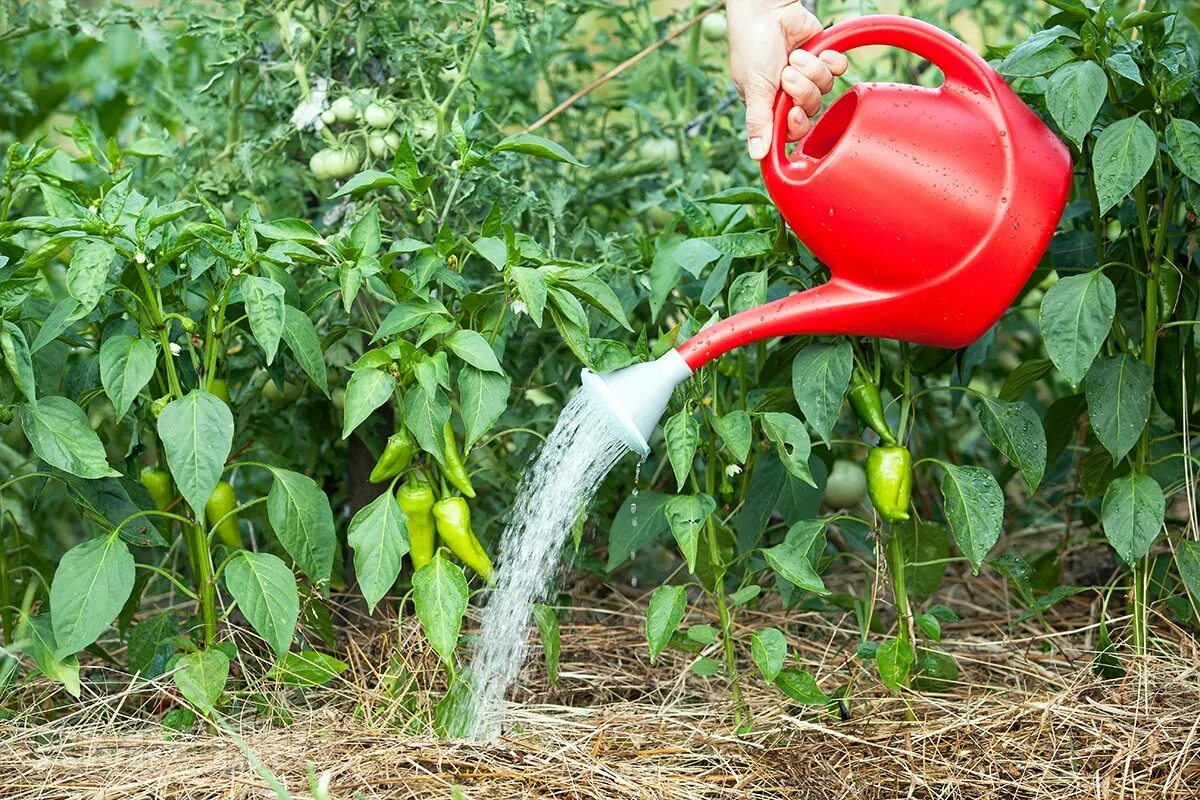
left=2, top=573, right=1199, bottom=800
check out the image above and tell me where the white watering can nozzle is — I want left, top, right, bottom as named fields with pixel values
left=580, top=349, right=694, bottom=457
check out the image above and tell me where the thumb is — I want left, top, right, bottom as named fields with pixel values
left=743, top=75, right=777, bottom=161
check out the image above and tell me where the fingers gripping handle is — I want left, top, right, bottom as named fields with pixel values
left=765, top=14, right=998, bottom=185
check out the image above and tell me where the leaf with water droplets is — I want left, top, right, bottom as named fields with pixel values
left=1092, top=116, right=1156, bottom=214
left=791, top=341, right=853, bottom=446
left=1039, top=270, right=1114, bottom=387
left=977, top=396, right=1047, bottom=490
left=1101, top=473, right=1164, bottom=565
left=663, top=493, right=716, bottom=573
left=760, top=412, right=814, bottom=487
left=1083, top=354, right=1152, bottom=465
left=937, top=461, right=1004, bottom=573
left=664, top=408, right=699, bottom=491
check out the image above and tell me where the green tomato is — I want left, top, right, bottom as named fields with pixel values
left=637, top=137, right=679, bottom=165
left=646, top=205, right=674, bottom=228
left=364, top=102, right=396, bottom=129
left=320, top=109, right=337, bottom=126
left=368, top=132, right=401, bottom=158
left=263, top=378, right=304, bottom=404
left=412, top=117, right=438, bottom=140
left=309, top=149, right=332, bottom=179
left=330, top=96, right=357, bottom=123
left=701, top=12, right=727, bottom=42
left=325, top=148, right=360, bottom=179
left=823, top=459, right=868, bottom=509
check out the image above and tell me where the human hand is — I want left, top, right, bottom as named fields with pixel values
left=726, top=0, right=849, bottom=160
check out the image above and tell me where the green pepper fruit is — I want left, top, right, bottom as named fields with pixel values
left=370, top=430, right=415, bottom=483
left=440, top=421, right=476, bottom=498
left=866, top=445, right=912, bottom=524
left=432, top=497, right=493, bottom=581
left=205, top=481, right=244, bottom=549
left=209, top=378, right=231, bottom=405
left=848, top=376, right=896, bottom=445
left=397, top=479, right=437, bottom=570
left=139, top=467, right=174, bottom=511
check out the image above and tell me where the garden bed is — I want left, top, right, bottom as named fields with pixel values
left=4, top=575, right=1198, bottom=800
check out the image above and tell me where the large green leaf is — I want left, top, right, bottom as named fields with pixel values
left=490, top=133, right=584, bottom=166
left=606, top=491, right=671, bottom=571
left=1039, top=270, right=1115, bottom=386
left=240, top=274, right=286, bottom=365
left=2, top=320, right=36, bottom=404
left=1084, top=354, right=1152, bottom=464
left=762, top=520, right=828, bottom=595
left=157, top=391, right=234, bottom=514
left=99, top=335, right=158, bottom=419
left=1165, top=117, right=1200, bottom=184
left=266, top=650, right=348, bottom=687
left=266, top=468, right=336, bottom=583
left=341, top=369, right=394, bottom=439
left=66, top=239, right=115, bottom=314
left=50, top=534, right=135, bottom=658
left=664, top=408, right=699, bottom=491
left=791, top=341, right=853, bottom=445
left=172, top=650, right=229, bottom=712
left=457, top=365, right=510, bottom=449
left=977, top=396, right=1047, bottom=489
left=281, top=306, right=329, bottom=394
left=938, top=462, right=1003, bottom=573
left=403, top=381, right=451, bottom=464
left=760, top=412, right=814, bottom=486
left=224, top=551, right=299, bottom=657
left=1100, top=473, right=1164, bottom=565
left=18, top=614, right=81, bottom=697
left=714, top=409, right=752, bottom=463
left=347, top=490, right=409, bottom=613
left=412, top=553, right=468, bottom=666
left=663, top=493, right=716, bottom=573
left=876, top=636, right=914, bottom=693
left=19, top=396, right=120, bottom=479
left=445, top=328, right=503, bottom=373
left=775, top=667, right=828, bottom=705
left=750, top=627, right=787, bottom=682
left=646, top=584, right=687, bottom=664
left=1092, top=116, right=1156, bottom=214
left=1045, top=60, right=1107, bottom=146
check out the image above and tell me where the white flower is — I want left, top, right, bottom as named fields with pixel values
left=169, top=342, right=182, bottom=357
left=290, top=77, right=329, bottom=132
left=725, top=464, right=742, bottom=477
left=134, top=250, right=146, bottom=264
left=511, top=300, right=528, bottom=316
left=231, top=267, right=242, bottom=277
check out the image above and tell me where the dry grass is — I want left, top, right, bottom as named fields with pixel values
left=2, top=574, right=1199, bottom=800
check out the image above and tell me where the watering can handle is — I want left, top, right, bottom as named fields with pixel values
left=765, top=14, right=999, bottom=185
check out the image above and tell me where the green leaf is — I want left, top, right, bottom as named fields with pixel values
left=491, top=133, right=585, bottom=167
left=347, top=490, right=409, bottom=613
left=1084, top=354, right=1153, bottom=464
left=99, top=335, right=158, bottom=420
left=445, top=328, right=503, bottom=373
left=1101, top=473, right=1164, bottom=565
left=457, top=366, right=510, bottom=450
left=31, top=298, right=81, bottom=353
left=876, top=636, right=914, bottom=693
left=999, top=358, right=1053, bottom=401
left=663, top=408, right=699, bottom=491
left=646, top=584, right=687, bottom=664
left=893, top=519, right=950, bottom=603
left=763, top=521, right=828, bottom=595
left=266, top=468, right=337, bottom=584
left=1176, top=540, right=1200, bottom=609
left=1092, top=116, right=1156, bottom=214
left=938, top=462, right=1004, bottom=573
left=663, top=493, right=716, bottom=573
left=403, top=381, right=451, bottom=464
left=691, top=658, right=721, bottom=676
left=760, top=412, right=814, bottom=486
left=267, top=650, right=348, bottom=687
left=172, top=650, right=229, bottom=712
left=750, top=627, right=787, bottom=682
left=280, top=306, right=329, bottom=395
left=1165, top=117, right=1200, bottom=185
left=240, top=274, right=285, bottom=365
left=1105, top=53, right=1143, bottom=85
left=1039, top=270, right=1115, bottom=386
left=977, top=396, right=1047, bottom=489
left=331, top=170, right=403, bottom=199
left=157, top=391, right=234, bottom=514
left=775, top=668, right=828, bottom=705
left=728, top=270, right=767, bottom=314
left=531, top=604, right=561, bottom=685
left=686, top=624, right=718, bottom=644
left=791, top=341, right=853, bottom=445
left=341, top=369, right=394, bottom=440
left=19, top=396, right=120, bottom=479
left=1045, top=60, right=1107, bottom=146
left=253, top=218, right=323, bottom=245
left=1, top=320, right=36, bottom=404
left=999, top=42, right=1076, bottom=77
left=126, top=612, right=178, bottom=679
left=606, top=491, right=671, bottom=571
left=18, top=614, right=81, bottom=697
left=510, top=267, right=548, bottom=326
left=223, top=551, right=299, bottom=658
left=714, top=409, right=752, bottom=463
left=50, top=534, right=135, bottom=658
left=412, top=553, right=469, bottom=666
left=66, top=239, right=115, bottom=314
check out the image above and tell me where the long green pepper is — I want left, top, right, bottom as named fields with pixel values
left=849, top=375, right=896, bottom=445
left=866, top=445, right=912, bottom=524
left=432, top=496, right=493, bottom=581
left=397, top=479, right=437, bottom=570
left=370, top=429, right=415, bottom=483
left=440, top=421, right=476, bottom=498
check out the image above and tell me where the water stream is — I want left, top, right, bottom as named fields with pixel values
left=463, top=384, right=631, bottom=740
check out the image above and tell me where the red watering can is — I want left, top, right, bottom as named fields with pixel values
left=584, top=15, right=1072, bottom=456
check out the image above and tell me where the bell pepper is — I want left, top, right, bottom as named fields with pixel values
left=397, top=479, right=437, bottom=570
left=370, top=429, right=415, bottom=483
left=440, top=421, right=476, bottom=498
left=432, top=496, right=493, bottom=581
left=849, top=375, right=896, bottom=445
left=205, top=481, right=244, bottom=549
left=867, top=445, right=912, bottom=524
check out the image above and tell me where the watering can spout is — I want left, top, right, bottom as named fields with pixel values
left=582, top=350, right=694, bottom=457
